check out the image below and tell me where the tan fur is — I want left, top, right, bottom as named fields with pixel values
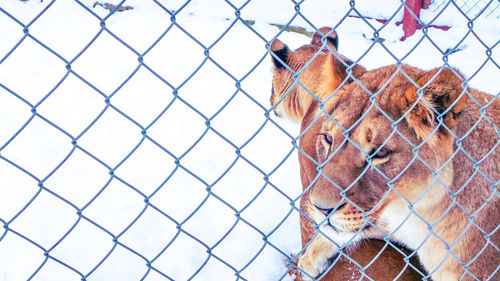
left=270, top=27, right=366, bottom=122
left=271, top=29, right=425, bottom=281
left=271, top=50, right=500, bottom=280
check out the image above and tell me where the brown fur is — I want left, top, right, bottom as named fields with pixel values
left=270, top=27, right=366, bottom=122
left=271, top=44, right=500, bottom=280
left=271, top=29, right=425, bottom=280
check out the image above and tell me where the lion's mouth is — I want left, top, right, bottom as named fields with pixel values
left=325, top=218, right=374, bottom=234
left=309, top=201, right=374, bottom=233
left=315, top=202, right=347, bottom=216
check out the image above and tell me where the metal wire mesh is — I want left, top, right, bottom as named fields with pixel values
left=451, top=0, right=499, bottom=17
left=0, top=0, right=498, bottom=281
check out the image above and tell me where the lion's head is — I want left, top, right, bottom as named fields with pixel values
left=273, top=60, right=467, bottom=236
left=307, top=67, right=468, bottom=234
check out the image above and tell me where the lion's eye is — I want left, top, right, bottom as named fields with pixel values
left=322, top=134, right=333, bottom=146
left=370, top=147, right=391, bottom=159
left=316, top=134, right=333, bottom=163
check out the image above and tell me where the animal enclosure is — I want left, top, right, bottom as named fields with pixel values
left=0, top=0, right=498, bottom=280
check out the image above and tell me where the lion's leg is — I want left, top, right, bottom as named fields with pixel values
left=421, top=253, right=463, bottom=281
left=418, top=236, right=464, bottom=281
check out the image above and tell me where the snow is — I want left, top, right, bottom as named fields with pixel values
left=0, top=0, right=498, bottom=281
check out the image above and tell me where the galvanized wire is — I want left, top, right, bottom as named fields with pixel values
left=0, top=0, right=498, bottom=281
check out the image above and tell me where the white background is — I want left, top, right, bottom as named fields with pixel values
left=0, top=0, right=498, bottom=280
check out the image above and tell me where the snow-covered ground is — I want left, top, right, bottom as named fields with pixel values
left=0, top=0, right=498, bottom=280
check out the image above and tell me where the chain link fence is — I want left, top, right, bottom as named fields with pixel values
left=0, top=0, right=498, bottom=280
left=453, top=0, right=499, bottom=17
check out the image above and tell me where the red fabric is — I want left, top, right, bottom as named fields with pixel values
left=348, top=2, right=450, bottom=41
left=396, top=21, right=450, bottom=31
left=423, top=0, right=432, bottom=9
left=402, top=0, right=424, bottom=40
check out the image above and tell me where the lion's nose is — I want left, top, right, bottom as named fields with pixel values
left=314, top=202, right=346, bottom=216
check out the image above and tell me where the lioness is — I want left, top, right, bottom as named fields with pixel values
left=271, top=29, right=425, bottom=280
left=270, top=31, right=499, bottom=281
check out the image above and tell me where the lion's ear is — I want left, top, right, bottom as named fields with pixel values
left=311, top=27, right=338, bottom=50
left=270, top=39, right=291, bottom=69
left=405, top=68, right=468, bottom=146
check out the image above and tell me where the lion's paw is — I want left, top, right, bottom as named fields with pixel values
left=297, top=254, right=330, bottom=281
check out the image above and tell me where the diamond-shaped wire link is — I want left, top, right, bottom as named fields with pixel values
left=0, top=0, right=498, bottom=280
